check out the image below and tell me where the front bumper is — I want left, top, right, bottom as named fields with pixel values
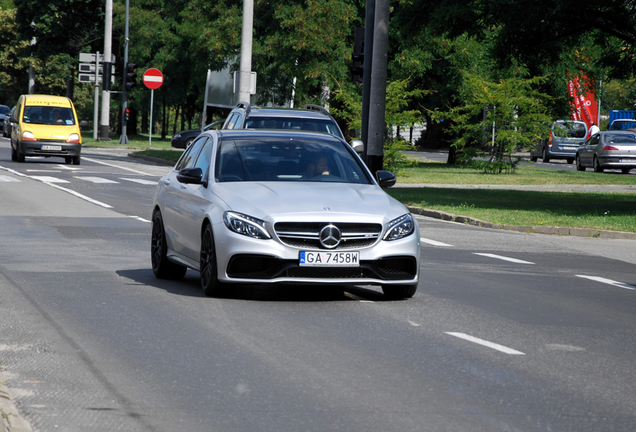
left=213, top=220, right=421, bottom=286
left=19, top=140, right=81, bottom=158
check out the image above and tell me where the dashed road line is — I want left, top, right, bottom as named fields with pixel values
left=82, top=156, right=155, bottom=176
left=445, top=332, right=525, bottom=355
left=420, top=237, right=453, bottom=247
left=129, top=215, right=151, bottom=223
left=473, top=253, right=535, bottom=265
left=576, top=275, right=636, bottom=291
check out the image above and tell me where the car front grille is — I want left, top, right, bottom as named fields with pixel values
left=274, top=222, right=382, bottom=250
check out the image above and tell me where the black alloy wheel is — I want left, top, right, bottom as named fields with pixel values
left=151, top=210, right=187, bottom=279
left=200, top=224, right=226, bottom=297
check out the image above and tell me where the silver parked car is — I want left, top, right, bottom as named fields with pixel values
left=531, top=120, right=588, bottom=163
left=575, top=131, right=636, bottom=173
left=151, top=129, right=420, bottom=299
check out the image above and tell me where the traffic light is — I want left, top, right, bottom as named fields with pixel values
left=351, top=27, right=364, bottom=84
left=124, top=108, right=130, bottom=122
left=125, top=62, right=137, bottom=91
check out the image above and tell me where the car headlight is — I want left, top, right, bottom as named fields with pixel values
left=22, top=131, right=36, bottom=141
left=223, top=211, right=271, bottom=239
left=174, top=134, right=181, bottom=139
left=67, top=133, right=80, bottom=143
left=383, top=213, right=414, bottom=241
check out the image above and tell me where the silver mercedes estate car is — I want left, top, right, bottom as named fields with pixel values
left=151, top=129, right=420, bottom=299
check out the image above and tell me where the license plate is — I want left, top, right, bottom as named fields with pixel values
left=41, top=145, right=62, bottom=151
left=299, top=250, right=360, bottom=267
left=563, top=146, right=575, bottom=150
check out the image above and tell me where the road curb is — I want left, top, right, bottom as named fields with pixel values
left=407, top=206, right=636, bottom=240
left=127, top=152, right=176, bottom=166
left=0, top=376, right=32, bottom=432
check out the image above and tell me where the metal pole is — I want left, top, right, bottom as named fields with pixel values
left=100, top=0, right=113, bottom=140
left=149, top=89, right=154, bottom=147
left=119, top=0, right=130, bottom=144
left=238, top=0, right=254, bottom=102
left=366, top=0, right=390, bottom=175
left=361, top=0, right=375, bottom=161
left=93, top=51, right=100, bottom=140
left=28, top=21, right=36, bottom=94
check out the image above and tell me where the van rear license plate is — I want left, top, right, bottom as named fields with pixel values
left=299, top=251, right=360, bottom=267
left=41, top=145, right=62, bottom=151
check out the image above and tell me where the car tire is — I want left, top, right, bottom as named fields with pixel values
left=530, top=155, right=538, bottom=162
left=567, top=158, right=574, bottom=164
left=575, top=155, right=586, bottom=171
left=542, top=148, right=550, bottom=163
left=10, top=143, right=17, bottom=162
left=593, top=157, right=604, bottom=173
left=65, top=157, right=73, bottom=165
left=200, top=224, right=227, bottom=297
left=73, top=156, right=80, bottom=165
left=17, top=149, right=25, bottom=163
left=185, top=138, right=194, bottom=148
left=621, top=168, right=631, bottom=174
left=381, top=283, right=418, bottom=300
left=151, top=210, right=187, bottom=280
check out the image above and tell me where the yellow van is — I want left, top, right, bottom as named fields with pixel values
left=10, top=94, right=82, bottom=165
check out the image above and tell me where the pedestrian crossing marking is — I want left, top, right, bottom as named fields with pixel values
left=76, top=176, right=119, bottom=184
left=121, top=178, right=158, bottom=185
left=29, top=176, right=70, bottom=183
left=0, top=175, right=21, bottom=182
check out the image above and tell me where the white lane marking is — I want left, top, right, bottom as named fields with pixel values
left=445, top=332, right=525, bottom=355
left=576, top=275, right=636, bottom=291
left=56, top=165, right=82, bottom=170
left=0, top=175, right=21, bottom=182
left=473, top=253, right=535, bottom=265
left=82, top=156, right=155, bottom=176
left=39, top=182, right=113, bottom=208
left=0, top=166, right=28, bottom=177
left=420, top=237, right=453, bottom=247
left=121, top=177, right=158, bottom=185
left=26, top=169, right=62, bottom=172
left=129, top=215, right=151, bottom=223
left=76, top=176, right=119, bottom=184
left=28, top=176, right=69, bottom=184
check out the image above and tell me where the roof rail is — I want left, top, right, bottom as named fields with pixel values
left=303, top=104, right=330, bottom=116
left=236, top=101, right=251, bottom=115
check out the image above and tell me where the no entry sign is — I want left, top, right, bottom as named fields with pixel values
left=143, top=68, right=164, bottom=90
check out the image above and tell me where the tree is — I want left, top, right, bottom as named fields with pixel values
left=439, top=70, right=552, bottom=173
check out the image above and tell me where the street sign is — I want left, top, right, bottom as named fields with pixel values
left=78, top=73, right=114, bottom=84
left=79, top=63, right=115, bottom=74
left=143, top=68, right=164, bottom=90
left=79, top=53, right=115, bottom=63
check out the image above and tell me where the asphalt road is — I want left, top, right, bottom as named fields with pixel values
left=1, top=139, right=635, bottom=431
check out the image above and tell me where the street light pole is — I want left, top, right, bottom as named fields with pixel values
left=118, top=0, right=131, bottom=144
left=238, top=0, right=253, bottom=103
left=28, top=21, right=36, bottom=94
left=99, top=0, right=113, bottom=141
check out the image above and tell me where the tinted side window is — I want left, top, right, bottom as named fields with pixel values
left=175, top=135, right=207, bottom=170
left=193, top=137, right=213, bottom=176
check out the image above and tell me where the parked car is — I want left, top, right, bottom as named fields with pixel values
left=170, top=120, right=223, bottom=149
left=3, top=106, right=15, bottom=137
left=0, top=104, right=11, bottom=134
left=575, top=131, right=636, bottom=173
left=151, top=129, right=420, bottom=299
left=530, top=120, right=588, bottom=163
left=608, top=119, right=636, bottom=131
left=222, top=102, right=346, bottom=139
left=10, top=94, right=82, bottom=165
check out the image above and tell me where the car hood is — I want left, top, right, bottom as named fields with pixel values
left=211, top=182, right=408, bottom=222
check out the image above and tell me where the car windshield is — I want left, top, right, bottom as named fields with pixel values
left=609, top=120, right=636, bottom=131
left=215, top=136, right=371, bottom=184
left=23, top=106, right=75, bottom=125
left=0, top=106, right=10, bottom=115
left=604, top=133, right=636, bottom=145
left=244, top=116, right=344, bottom=138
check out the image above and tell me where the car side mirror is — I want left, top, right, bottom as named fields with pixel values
left=9, top=116, right=18, bottom=123
left=350, top=139, right=364, bottom=154
left=79, top=120, right=88, bottom=129
left=376, top=170, right=396, bottom=188
left=177, top=167, right=207, bottom=187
